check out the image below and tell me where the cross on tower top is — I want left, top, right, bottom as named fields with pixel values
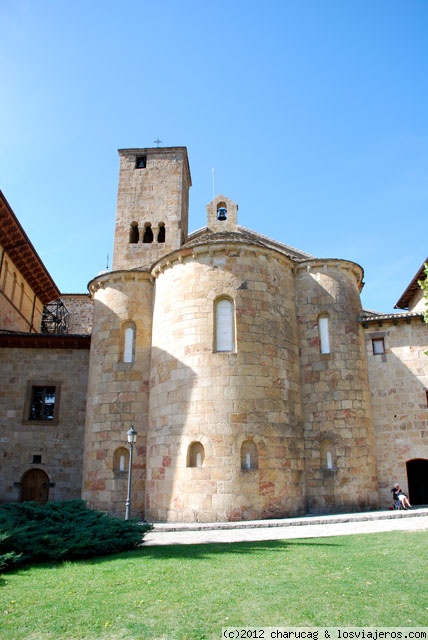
left=153, top=138, right=162, bottom=147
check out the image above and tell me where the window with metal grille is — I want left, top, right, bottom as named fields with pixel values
left=29, top=386, right=56, bottom=421
left=24, top=382, right=61, bottom=424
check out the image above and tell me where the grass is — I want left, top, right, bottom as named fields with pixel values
left=1, top=530, right=427, bottom=640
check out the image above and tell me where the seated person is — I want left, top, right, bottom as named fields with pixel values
left=391, top=483, right=412, bottom=509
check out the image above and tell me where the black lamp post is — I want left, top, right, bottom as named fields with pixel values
left=125, top=425, right=137, bottom=520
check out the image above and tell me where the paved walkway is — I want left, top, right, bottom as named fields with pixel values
left=143, top=507, right=428, bottom=546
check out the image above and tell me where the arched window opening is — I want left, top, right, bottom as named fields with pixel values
left=129, top=222, right=139, bottom=244
left=215, top=297, right=235, bottom=352
left=12, top=272, right=17, bottom=304
left=241, top=440, right=258, bottom=470
left=143, top=224, right=154, bottom=244
left=19, top=282, right=25, bottom=311
left=320, top=440, right=336, bottom=471
left=1, top=260, right=8, bottom=290
left=122, top=322, right=136, bottom=363
left=217, top=202, right=227, bottom=221
left=187, top=442, right=205, bottom=468
left=318, top=315, right=330, bottom=354
left=157, top=223, right=166, bottom=243
left=113, top=447, right=129, bottom=474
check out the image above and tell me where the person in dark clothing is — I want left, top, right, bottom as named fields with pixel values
left=391, top=483, right=412, bottom=509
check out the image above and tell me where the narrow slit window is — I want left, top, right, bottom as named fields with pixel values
left=320, top=439, right=335, bottom=470
left=187, top=442, right=205, bottom=467
left=215, top=298, right=234, bottom=352
left=318, top=315, right=330, bottom=354
left=241, top=440, right=258, bottom=470
left=113, top=447, right=129, bottom=474
left=123, top=324, right=135, bottom=363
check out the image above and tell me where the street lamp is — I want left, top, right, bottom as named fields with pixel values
left=125, top=425, right=137, bottom=520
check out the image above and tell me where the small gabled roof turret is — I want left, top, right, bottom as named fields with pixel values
left=206, top=195, right=238, bottom=232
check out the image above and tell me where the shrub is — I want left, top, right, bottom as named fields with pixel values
left=0, top=500, right=151, bottom=571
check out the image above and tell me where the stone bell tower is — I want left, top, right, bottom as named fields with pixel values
left=82, top=146, right=191, bottom=517
left=112, top=147, right=192, bottom=271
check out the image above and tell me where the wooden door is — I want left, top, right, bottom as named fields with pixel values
left=21, top=469, right=49, bottom=503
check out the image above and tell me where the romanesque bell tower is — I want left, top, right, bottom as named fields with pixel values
left=113, top=147, right=192, bottom=270
left=82, top=146, right=191, bottom=517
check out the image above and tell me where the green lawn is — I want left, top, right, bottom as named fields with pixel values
left=1, top=530, right=427, bottom=640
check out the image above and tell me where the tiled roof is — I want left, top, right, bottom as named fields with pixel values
left=394, top=259, right=427, bottom=310
left=359, top=310, right=424, bottom=325
left=0, top=191, right=60, bottom=304
left=184, top=226, right=315, bottom=261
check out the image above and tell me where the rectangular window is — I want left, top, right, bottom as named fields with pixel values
left=24, top=382, right=61, bottom=424
left=372, top=338, right=385, bottom=355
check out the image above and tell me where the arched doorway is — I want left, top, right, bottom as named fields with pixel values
left=21, top=469, right=49, bottom=503
left=406, top=459, right=428, bottom=505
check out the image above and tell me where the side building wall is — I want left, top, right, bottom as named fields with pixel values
left=61, top=293, right=93, bottom=334
left=0, top=346, right=89, bottom=503
left=365, top=316, right=428, bottom=506
left=0, top=247, right=45, bottom=332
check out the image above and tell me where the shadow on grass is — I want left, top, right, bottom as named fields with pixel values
left=88, top=537, right=343, bottom=565
left=0, top=537, right=344, bottom=579
left=137, top=538, right=343, bottom=559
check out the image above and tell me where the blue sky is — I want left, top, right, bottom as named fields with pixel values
left=1, top=0, right=427, bottom=312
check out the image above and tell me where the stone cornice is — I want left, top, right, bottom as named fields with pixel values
left=293, top=259, right=364, bottom=289
left=87, top=268, right=152, bottom=294
left=150, top=241, right=295, bottom=279
left=0, top=331, right=91, bottom=349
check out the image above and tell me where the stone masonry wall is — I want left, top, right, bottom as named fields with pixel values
left=0, top=346, right=89, bottom=503
left=295, top=260, right=379, bottom=513
left=82, top=270, right=153, bottom=517
left=113, top=148, right=191, bottom=271
left=365, top=317, right=428, bottom=506
left=61, top=293, right=93, bottom=334
left=146, top=244, right=305, bottom=522
left=0, top=247, right=44, bottom=332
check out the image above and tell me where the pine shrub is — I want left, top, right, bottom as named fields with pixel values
left=0, top=500, right=151, bottom=571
